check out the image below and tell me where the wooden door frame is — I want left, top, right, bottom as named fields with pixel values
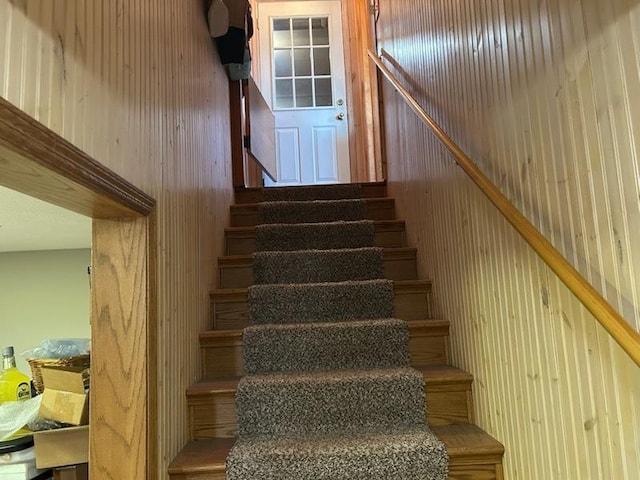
left=251, top=0, right=382, bottom=183
left=0, top=97, right=156, bottom=479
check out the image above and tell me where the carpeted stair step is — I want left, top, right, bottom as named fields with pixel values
left=236, top=367, right=426, bottom=437
left=255, top=220, right=375, bottom=252
left=252, top=247, right=384, bottom=285
left=233, top=182, right=387, bottom=204
left=211, top=280, right=432, bottom=329
left=224, top=219, right=407, bottom=255
left=187, top=366, right=474, bottom=440
left=243, top=318, right=409, bottom=374
left=226, top=425, right=448, bottom=480
left=248, top=279, right=394, bottom=324
left=219, top=247, right=418, bottom=288
left=260, top=183, right=362, bottom=201
left=230, top=197, right=395, bottom=227
left=168, top=425, right=504, bottom=480
left=257, top=199, right=367, bottom=225
left=200, top=319, right=451, bottom=378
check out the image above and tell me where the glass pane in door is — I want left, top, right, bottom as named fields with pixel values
left=275, top=79, right=294, bottom=108
left=272, top=16, right=333, bottom=109
left=311, top=18, right=329, bottom=45
left=273, top=19, right=291, bottom=48
left=292, top=18, right=311, bottom=46
left=274, top=50, right=292, bottom=77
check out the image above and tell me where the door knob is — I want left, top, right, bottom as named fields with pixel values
left=336, top=113, right=345, bottom=120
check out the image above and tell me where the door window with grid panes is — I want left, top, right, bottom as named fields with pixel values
left=272, top=17, right=333, bottom=109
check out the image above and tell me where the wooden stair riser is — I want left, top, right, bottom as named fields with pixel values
left=187, top=373, right=474, bottom=441
left=229, top=198, right=396, bottom=227
left=218, top=248, right=418, bottom=289
left=201, top=320, right=450, bottom=378
left=233, top=183, right=388, bottom=204
left=224, top=220, right=408, bottom=255
left=211, top=281, right=432, bottom=330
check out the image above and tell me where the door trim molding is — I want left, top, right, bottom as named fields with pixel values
left=0, top=97, right=156, bottom=479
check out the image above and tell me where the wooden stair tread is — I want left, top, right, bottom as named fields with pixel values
left=230, top=197, right=396, bottom=227
left=223, top=220, right=409, bottom=255
left=201, top=318, right=450, bottom=339
left=200, top=319, right=451, bottom=378
left=210, top=279, right=432, bottom=297
left=224, top=219, right=406, bottom=234
left=218, top=247, right=419, bottom=288
left=423, top=365, right=474, bottom=385
left=210, top=280, right=434, bottom=329
left=432, top=424, right=505, bottom=457
left=169, top=424, right=502, bottom=477
left=188, top=377, right=239, bottom=395
left=231, top=196, right=395, bottom=211
left=233, top=182, right=388, bottom=204
left=168, top=437, right=233, bottom=475
left=218, top=246, right=418, bottom=265
left=229, top=197, right=395, bottom=215
left=187, top=365, right=471, bottom=398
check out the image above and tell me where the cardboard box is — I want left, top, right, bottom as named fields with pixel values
left=33, top=425, right=89, bottom=469
left=39, top=366, right=89, bottom=426
left=54, top=463, right=89, bottom=480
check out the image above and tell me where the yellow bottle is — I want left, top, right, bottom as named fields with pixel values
left=0, top=346, right=32, bottom=403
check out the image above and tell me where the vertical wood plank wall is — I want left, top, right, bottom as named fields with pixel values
left=0, top=1, right=234, bottom=478
left=376, top=1, right=640, bottom=478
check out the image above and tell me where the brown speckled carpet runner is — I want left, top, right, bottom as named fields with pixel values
left=226, top=185, right=448, bottom=479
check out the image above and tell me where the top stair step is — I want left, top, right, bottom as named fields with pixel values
left=234, top=182, right=388, bottom=204
left=229, top=197, right=396, bottom=227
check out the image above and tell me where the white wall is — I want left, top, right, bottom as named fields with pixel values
left=0, top=249, right=91, bottom=376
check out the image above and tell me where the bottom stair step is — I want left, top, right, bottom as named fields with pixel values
left=226, top=425, right=448, bottom=479
left=168, top=424, right=504, bottom=480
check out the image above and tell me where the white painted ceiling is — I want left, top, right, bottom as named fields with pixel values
left=0, top=186, right=92, bottom=252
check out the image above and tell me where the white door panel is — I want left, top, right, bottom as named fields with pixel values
left=259, top=1, right=350, bottom=186
left=275, top=129, right=302, bottom=183
left=313, top=126, right=339, bottom=182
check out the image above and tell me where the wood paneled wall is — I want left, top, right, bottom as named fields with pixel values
left=0, top=1, right=234, bottom=478
left=376, top=1, right=640, bottom=478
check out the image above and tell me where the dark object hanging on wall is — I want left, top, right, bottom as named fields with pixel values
left=216, top=27, right=247, bottom=65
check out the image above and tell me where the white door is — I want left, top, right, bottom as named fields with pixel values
left=258, top=1, right=350, bottom=185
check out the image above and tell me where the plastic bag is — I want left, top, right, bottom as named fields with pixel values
left=22, top=339, right=90, bottom=360
left=0, top=396, right=42, bottom=441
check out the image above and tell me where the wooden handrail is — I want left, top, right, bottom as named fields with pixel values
left=369, top=49, right=640, bottom=367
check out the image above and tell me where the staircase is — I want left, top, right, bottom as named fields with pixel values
left=169, top=183, right=504, bottom=479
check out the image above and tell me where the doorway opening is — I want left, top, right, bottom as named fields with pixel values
left=249, top=0, right=382, bottom=186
